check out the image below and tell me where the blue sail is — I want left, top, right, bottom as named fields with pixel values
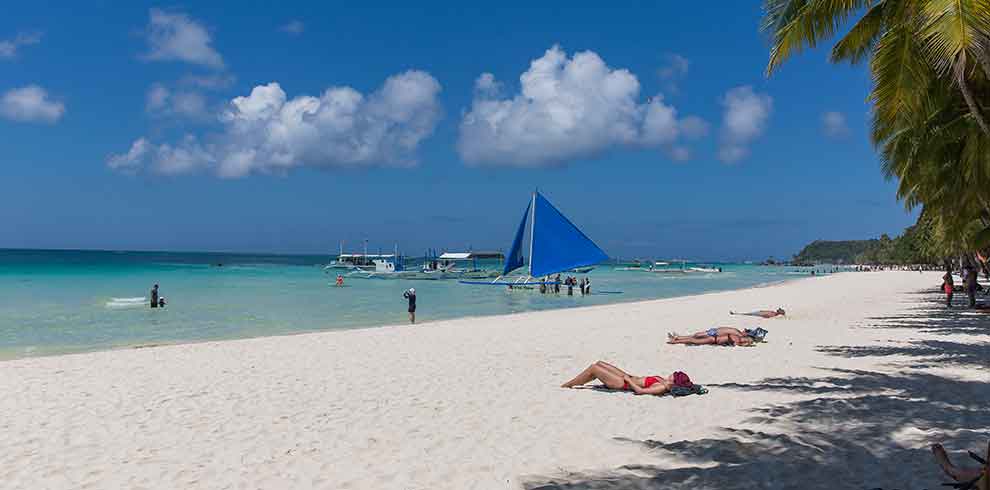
left=502, top=200, right=531, bottom=275
left=530, top=192, right=608, bottom=277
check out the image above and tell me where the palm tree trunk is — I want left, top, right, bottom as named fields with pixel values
left=955, top=52, right=990, bottom=136
left=974, top=45, right=990, bottom=81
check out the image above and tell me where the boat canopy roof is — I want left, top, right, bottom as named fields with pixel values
left=338, top=254, right=395, bottom=258
left=439, top=251, right=504, bottom=260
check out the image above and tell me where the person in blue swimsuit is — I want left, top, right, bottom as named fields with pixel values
left=666, top=327, right=766, bottom=346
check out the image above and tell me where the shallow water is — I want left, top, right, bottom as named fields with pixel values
left=0, top=249, right=831, bottom=359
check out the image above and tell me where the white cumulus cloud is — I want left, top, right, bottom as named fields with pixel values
left=0, top=31, right=42, bottom=60
left=718, top=86, right=772, bottom=163
left=0, top=85, right=65, bottom=123
left=107, top=137, right=150, bottom=171
left=458, top=45, right=705, bottom=166
left=108, top=70, right=442, bottom=178
left=822, top=111, right=848, bottom=138
left=143, top=9, right=224, bottom=69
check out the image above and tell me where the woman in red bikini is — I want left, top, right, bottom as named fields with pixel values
left=560, top=360, right=674, bottom=395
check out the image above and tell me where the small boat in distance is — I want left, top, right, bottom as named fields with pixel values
left=461, top=191, right=608, bottom=287
left=325, top=240, right=391, bottom=272
left=687, top=266, right=721, bottom=273
left=325, top=253, right=393, bottom=272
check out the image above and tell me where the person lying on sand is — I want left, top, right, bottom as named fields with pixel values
left=729, top=308, right=785, bottom=318
left=666, top=327, right=767, bottom=346
left=561, top=360, right=691, bottom=396
left=931, top=443, right=987, bottom=484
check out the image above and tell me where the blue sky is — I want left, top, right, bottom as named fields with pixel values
left=0, top=2, right=916, bottom=261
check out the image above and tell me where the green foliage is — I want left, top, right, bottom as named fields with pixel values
left=793, top=217, right=940, bottom=265
left=793, top=239, right=879, bottom=264
left=763, top=0, right=990, bottom=260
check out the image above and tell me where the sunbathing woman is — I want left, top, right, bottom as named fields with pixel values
left=730, top=308, right=785, bottom=318
left=560, top=361, right=673, bottom=395
left=666, top=327, right=765, bottom=346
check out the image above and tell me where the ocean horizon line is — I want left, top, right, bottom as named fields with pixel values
left=0, top=247, right=772, bottom=265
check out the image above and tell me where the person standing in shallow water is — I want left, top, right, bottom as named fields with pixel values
left=150, top=284, right=159, bottom=309
left=403, top=288, right=417, bottom=324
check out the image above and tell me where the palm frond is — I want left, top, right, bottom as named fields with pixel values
left=764, top=0, right=875, bottom=74
left=832, top=1, right=889, bottom=63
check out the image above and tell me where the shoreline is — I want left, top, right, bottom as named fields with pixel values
left=0, top=270, right=815, bottom=362
left=3, top=271, right=986, bottom=489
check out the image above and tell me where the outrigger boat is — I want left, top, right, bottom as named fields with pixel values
left=417, top=251, right=504, bottom=280
left=332, top=248, right=504, bottom=280
left=460, top=191, right=608, bottom=287
left=325, top=240, right=388, bottom=272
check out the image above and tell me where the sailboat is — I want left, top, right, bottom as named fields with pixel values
left=460, top=191, right=608, bottom=286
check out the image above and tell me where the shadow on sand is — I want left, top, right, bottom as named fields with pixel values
left=524, top=291, right=990, bottom=490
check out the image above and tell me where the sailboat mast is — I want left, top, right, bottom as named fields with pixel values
left=527, top=191, right=536, bottom=276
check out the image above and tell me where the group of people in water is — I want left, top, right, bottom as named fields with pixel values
left=149, top=284, right=166, bottom=308
left=536, top=274, right=590, bottom=296
left=560, top=306, right=784, bottom=396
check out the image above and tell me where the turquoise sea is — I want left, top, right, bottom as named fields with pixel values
left=0, top=249, right=830, bottom=360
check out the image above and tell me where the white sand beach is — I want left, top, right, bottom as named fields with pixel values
left=1, top=271, right=987, bottom=489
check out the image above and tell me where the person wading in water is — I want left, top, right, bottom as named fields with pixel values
left=403, top=288, right=417, bottom=324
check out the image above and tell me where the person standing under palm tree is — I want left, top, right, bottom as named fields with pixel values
left=943, top=271, right=955, bottom=308
left=965, top=266, right=979, bottom=308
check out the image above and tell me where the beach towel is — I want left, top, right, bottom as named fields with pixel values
left=670, top=384, right=709, bottom=397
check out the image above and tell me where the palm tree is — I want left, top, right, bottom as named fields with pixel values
left=762, top=0, right=990, bottom=251
left=763, top=0, right=990, bottom=135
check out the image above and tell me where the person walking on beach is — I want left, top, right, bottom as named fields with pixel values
left=579, top=278, right=586, bottom=296
left=584, top=277, right=592, bottom=295
left=150, top=284, right=159, bottom=309
left=403, top=288, right=416, bottom=324
left=965, top=266, right=978, bottom=308
left=943, top=271, right=955, bottom=307
left=566, top=276, right=574, bottom=296
left=554, top=274, right=561, bottom=294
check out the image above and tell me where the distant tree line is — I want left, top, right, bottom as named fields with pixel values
left=793, top=217, right=939, bottom=266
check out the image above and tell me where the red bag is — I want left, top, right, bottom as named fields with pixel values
left=944, top=283, right=953, bottom=294
left=672, top=371, right=693, bottom=388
